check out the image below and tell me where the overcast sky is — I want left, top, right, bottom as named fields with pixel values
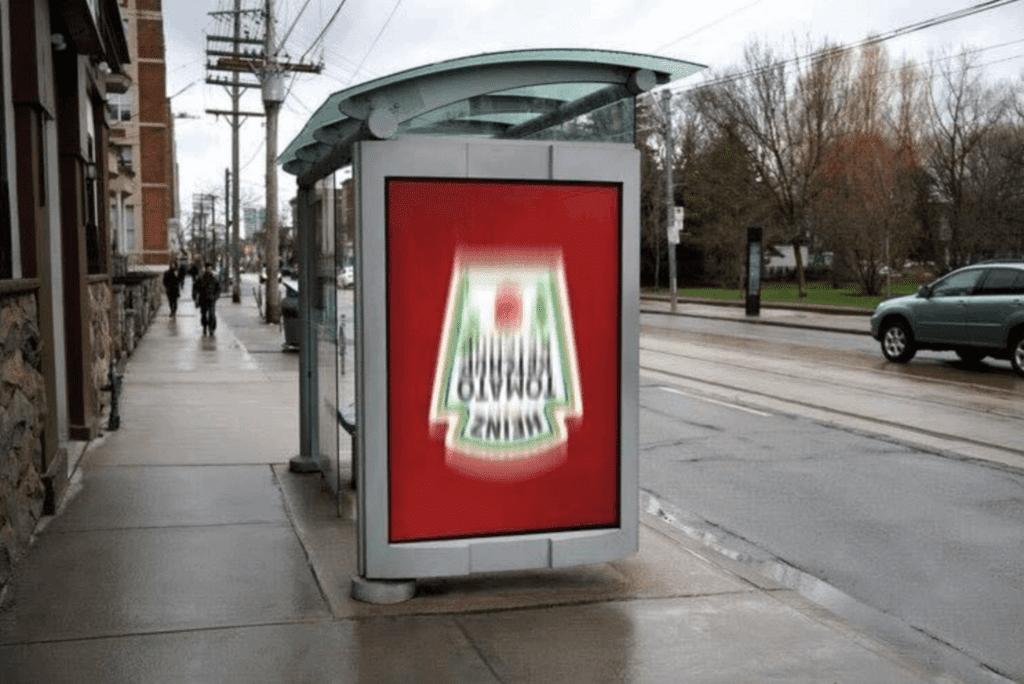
left=161, top=0, right=1024, bottom=219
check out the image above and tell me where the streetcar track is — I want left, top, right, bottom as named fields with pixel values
left=639, top=360, right=1024, bottom=460
left=639, top=322, right=1024, bottom=400
left=640, top=342, right=1024, bottom=422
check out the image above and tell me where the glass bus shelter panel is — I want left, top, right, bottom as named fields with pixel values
left=395, top=84, right=636, bottom=144
left=314, top=175, right=340, bottom=494
left=523, top=97, right=634, bottom=143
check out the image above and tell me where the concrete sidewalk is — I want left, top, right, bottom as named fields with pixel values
left=0, top=282, right=959, bottom=683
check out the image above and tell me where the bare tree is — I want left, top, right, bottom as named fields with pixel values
left=1005, top=82, right=1024, bottom=255
left=812, top=132, right=917, bottom=295
left=811, top=44, right=921, bottom=295
left=637, top=95, right=668, bottom=287
left=847, top=42, right=890, bottom=135
left=690, top=39, right=851, bottom=296
left=893, top=58, right=927, bottom=149
left=677, top=97, right=771, bottom=288
left=923, top=49, right=1010, bottom=269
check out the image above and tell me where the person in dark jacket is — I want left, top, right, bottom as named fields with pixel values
left=163, top=262, right=181, bottom=317
left=196, top=262, right=222, bottom=335
left=189, top=261, right=201, bottom=304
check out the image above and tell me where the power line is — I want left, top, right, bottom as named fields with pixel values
left=346, top=0, right=403, bottom=86
left=322, top=44, right=377, bottom=74
left=240, top=137, right=266, bottom=171
left=297, top=0, right=349, bottom=63
left=654, top=0, right=767, bottom=54
left=978, top=51, right=1024, bottom=69
left=666, top=0, right=1023, bottom=96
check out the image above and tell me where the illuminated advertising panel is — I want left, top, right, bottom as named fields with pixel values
left=387, top=179, right=621, bottom=542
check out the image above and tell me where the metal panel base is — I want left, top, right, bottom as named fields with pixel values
left=289, top=454, right=321, bottom=473
left=351, top=575, right=416, bottom=604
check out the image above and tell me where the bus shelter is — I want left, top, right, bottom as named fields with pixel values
left=279, top=49, right=704, bottom=603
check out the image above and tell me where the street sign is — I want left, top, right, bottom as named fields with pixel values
left=746, top=226, right=763, bottom=316
left=667, top=206, right=683, bottom=244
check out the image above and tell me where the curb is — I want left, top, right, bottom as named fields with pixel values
left=640, top=307, right=873, bottom=336
left=640, top=294, right=874, bottom=316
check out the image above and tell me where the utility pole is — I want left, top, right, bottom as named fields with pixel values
left=662, top=90, right=678, bottom=313
left=205, top=0, right=320, bottom=321
left=264, top=0, right=282, bottom=324
left=225, top=168, right=231, bottom=289
left=230, top=0, right=242, bottom=303
left=193, top=193, right=217, bottom=265
left=209, top=194, right=217, bottom=266
left=195, top=195, right=207, bottom=264
left=206, top=0, right=265, bottom=304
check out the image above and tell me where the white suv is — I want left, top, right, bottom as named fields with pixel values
left=870, top=262, right=1024, bottom=377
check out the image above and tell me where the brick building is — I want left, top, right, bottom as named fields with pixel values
left=107, top=0, right=176, bottom=266
left=0, top=0, right=164, bottom=597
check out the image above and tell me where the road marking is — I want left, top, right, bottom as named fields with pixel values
left=659, top=386, right=771, bottom=417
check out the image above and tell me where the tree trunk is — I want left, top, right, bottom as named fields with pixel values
left=792, top=238, right=807, bottom=297
left=654, top=234, right=661, bottom=289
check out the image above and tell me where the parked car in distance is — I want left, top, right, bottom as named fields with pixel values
left=870, top=261, right=1024, bottom=377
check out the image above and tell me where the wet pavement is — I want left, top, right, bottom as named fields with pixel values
left=0, top=282, right=965, bottom=682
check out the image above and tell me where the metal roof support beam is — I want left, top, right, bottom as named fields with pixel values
left=312, top=118, right=363, bottom=146
left=294, top=112, right=399, bottom=185
left=295, top=141, right=334, bottom=163
left=501, top=69, right=656, bottom=139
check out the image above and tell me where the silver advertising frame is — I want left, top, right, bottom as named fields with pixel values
left=354, top=137, right=639, bottom=580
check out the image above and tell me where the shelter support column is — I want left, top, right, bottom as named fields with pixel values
left=290, top=183, right=320, bottom=473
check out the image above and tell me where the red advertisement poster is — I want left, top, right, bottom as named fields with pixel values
left=387, top=179, right=621, bottom=542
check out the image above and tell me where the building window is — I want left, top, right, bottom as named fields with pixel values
left=110, top=201, right=118, bottom=250
left=124, top=205, right=135, bottom=251
left=114, top=144, right=133, bottom=174
left=107, top=92, right=132, bottom=123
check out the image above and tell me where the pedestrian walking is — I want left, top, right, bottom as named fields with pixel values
left=189, top=261, right=200, bottom=304
left=163, top=261, right=181, bottom=317
left=196, top=262, right=222, bottom=335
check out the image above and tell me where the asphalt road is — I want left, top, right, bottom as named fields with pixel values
left=641, top=307, right=1020, bottom=380
left=639, top=313, right=1024, bottom=683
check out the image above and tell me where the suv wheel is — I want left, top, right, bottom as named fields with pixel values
left=881, top=320, right=916, bottom=363
left=956, top=349, right=987, bottom=365
left=1011, top=332, right=1024, bottom=378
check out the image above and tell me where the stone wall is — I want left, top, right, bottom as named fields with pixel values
left=0, top=291, right=46, bottom=591
left=88, top=280, right=113, bottom=421
left=1, top=273, right=160, bottom=595
left=111, top=272, right=161, bottom=361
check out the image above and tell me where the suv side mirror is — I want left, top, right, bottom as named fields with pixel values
left=917, top=285, right=931, bottom=298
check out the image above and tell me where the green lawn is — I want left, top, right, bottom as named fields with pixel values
left=645, top=280, right=924, bottom=310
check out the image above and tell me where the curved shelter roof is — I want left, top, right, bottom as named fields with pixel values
left=279, top=48, right=705, bottom=186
